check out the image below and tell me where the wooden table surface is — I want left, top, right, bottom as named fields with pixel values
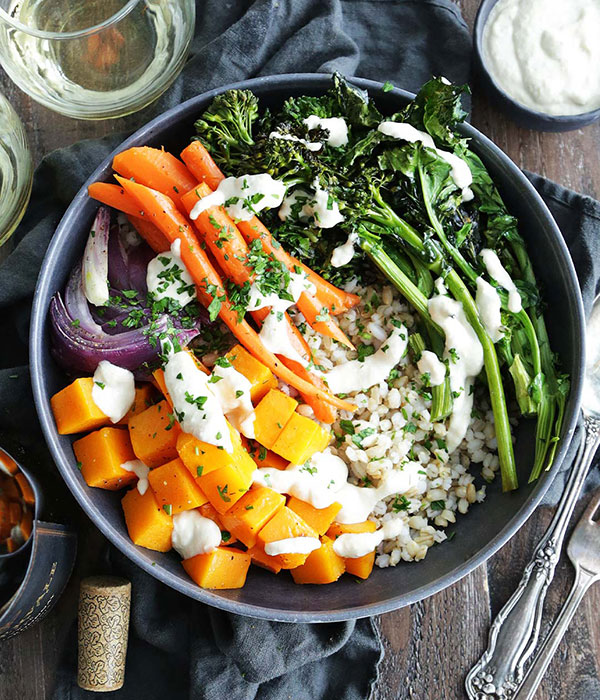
left=1, top=1, right=599, bottom=698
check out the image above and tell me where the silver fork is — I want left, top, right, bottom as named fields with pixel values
left=513, top=489, right=600, bottom=700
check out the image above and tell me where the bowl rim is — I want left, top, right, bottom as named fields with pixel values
left=30, top=73, right=585, bottom=622
left=473, top=0, right=600, bottom=126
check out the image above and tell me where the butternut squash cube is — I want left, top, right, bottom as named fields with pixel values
left=344, top=552, right=376, bottom=580
left=253, top=389, right=298, bottom=449
left=148, top=458, right=208, bottom=513
left=51, top=377, right=109, bottom=435
left=198, top=503, right=238, bottom=546
left=327, top=521, right=377, bottom=580
left=271, top=413, right=331, bottom=465
left=247, top=545, right=282, bottom=574
left=219, top=486, right=285, bottom=548
left=118, top=384, right=155, bottom=425
left=291, top=536, right=345, bottom=584
left=288, top=497, right=342, bottom=536
left=327, top=520, right=377, bottom=538
left=122, top=487, right=173, bottom=552
left=152, top=368, right=172, bottom=406
left=256, top=506, right=318, bottom=569
left=73, top=427, right=137, bottom=490
left=197, top=460, right=254, bottom=514
left=182, top=547, right=251, bottom=589
left=249, top=443, right=289, bottom=470
left=225, top=344, right=277, bottom=402
left=177, top=424, right=243, bottom=478
left=14, top=472, right=35, bottom=505
left=128, top=399, right=181, bottom=468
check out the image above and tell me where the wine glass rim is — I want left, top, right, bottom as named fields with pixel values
left=0, top=0, right=142, bottom=40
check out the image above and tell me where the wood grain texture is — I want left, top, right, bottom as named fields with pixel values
left=1, top=0, right=599, bottom=698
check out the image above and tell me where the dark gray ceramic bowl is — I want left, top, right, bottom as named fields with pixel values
left=474, top=0, right=600, bottom=132
left=30, top=75, right=584, bottom=622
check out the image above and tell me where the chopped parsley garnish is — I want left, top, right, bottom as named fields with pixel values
left=163, top=504, right=173, bottom=515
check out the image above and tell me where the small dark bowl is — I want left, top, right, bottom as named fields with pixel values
left=474, top=0, right=600, bottom=132
left=30, top=75, right=585, bottom=622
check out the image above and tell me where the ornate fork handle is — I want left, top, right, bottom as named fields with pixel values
left=465, top=415, right=600, bottom=699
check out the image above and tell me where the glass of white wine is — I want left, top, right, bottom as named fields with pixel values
left=0, top=0, right=195, bottom=120
left=0, top=91, right=32, bottom=247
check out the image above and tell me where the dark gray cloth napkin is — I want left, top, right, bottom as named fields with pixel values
left=0, top=2, right=472, bottom=699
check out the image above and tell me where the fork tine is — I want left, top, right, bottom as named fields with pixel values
left=581, top=488, right=600, bottom=523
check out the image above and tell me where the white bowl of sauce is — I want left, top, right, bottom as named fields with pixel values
left=474, top=0, right=600, bottom=131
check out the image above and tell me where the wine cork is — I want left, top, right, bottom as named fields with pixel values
left=77, top=576, right=131, bottom=692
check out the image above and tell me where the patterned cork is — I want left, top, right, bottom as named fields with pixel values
left=77, top=576, right=131, bottom=692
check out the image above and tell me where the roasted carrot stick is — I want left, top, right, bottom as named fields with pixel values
left=88, top=181, right=170, bottom=252
left=181, top=141, right=224, bottom=191
left=112, top=147, right=197, bottom=213
left=179, top=141, right=360, bottom=316
left=115, top=176, right=355, bottom=413
left=180, top=186, right=336, bottom=422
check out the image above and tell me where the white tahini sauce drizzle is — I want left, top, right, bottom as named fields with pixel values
left=245, top=271, right=316, bottom=368
left=434, top=277, right=448, bottom=296
left=190, top=174, right=286, bottom=222
left=264, top=537, right=321, bottom=556
left=278, top=180, right=344, bottom=229
left=324, top=326, right=408, bottom=395
left=331, top=232, right=358, bottom=268
left=480, top=248, right=522, bottom=313
left=171, top=510, right=221, bottom=559
left=417, top=350, right=446, bottom=387
left=377, top=121, right=474, bottom=202
left=209, top=364, right=255, bottom=439
left=146, top=238, right=195, bottom=307
left=120, top=460, right=150, bottom=495
left=332, top=520, right=407, bottom=558
left=482, top=0, right=600, bottom=116
left=91, top=360, right=135, bottom=423
left=268, top=130, right=322, bottom=152
left=253, top=449, right=427, bottom=525
left=476, top=276, right=504, bottom=342
left=428, top=295, right=484, bottom=452
left=303, top=115, right=349, bottom=147
left=164, top=351, right=233, bottom=452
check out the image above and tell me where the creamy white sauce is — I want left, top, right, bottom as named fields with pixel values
left=120, top=460, right=150, bottom=495
left=417, top=350, right=446, bottom=386
left=190, top=174, right=286, bottom=222
left=246, top=271, right=316, bottom=367
left=264, top=537, right=321, bottom=556
left=146, top=238, right=195, bottom=307
left=325, top=326, right=408, bottom=395
left=253, top=449, right=427, bottom=525
left=172, top=510, right=221, bottom=559
left=278, top=180, right=344, bottom=229
left=331, top=232, right=358, bottom=267
left=428, top=295, right=484, bottom=452
left=476, top=276, right=504, bottom=342
left=332, top=520, right=406, bottom=558
left=482, top=0, right=600, bottom=116
left=434, top=277, right=448, bottom=296
left=164, top=352, right=233, bottom=452
left=377, top=121, right=474, bottom=201
left=91, top=361, right=135, bottom=423
left=303, top=115, right=349, bottom=147
left=480, top=248, right=522, bottom=313
left=268, top=131, right=322, bottom=152
left=209, top=364, right=255, bottom=439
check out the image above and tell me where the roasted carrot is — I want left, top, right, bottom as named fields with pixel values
left=180, top=186, right=336, bottom=423
left=112, top=147, right=197, bottom=212
left=179, top=141, right=360, bottom=316
left=181, top=141, right=225, bottom=191
left=115, top=177, right=355, bottom=413
left=88, top=182, right=142, bottom=218
left=87, top=181, right=170, bottom=252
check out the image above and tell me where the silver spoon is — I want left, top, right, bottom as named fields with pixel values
left=466, top=294, right=600, bottom=699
